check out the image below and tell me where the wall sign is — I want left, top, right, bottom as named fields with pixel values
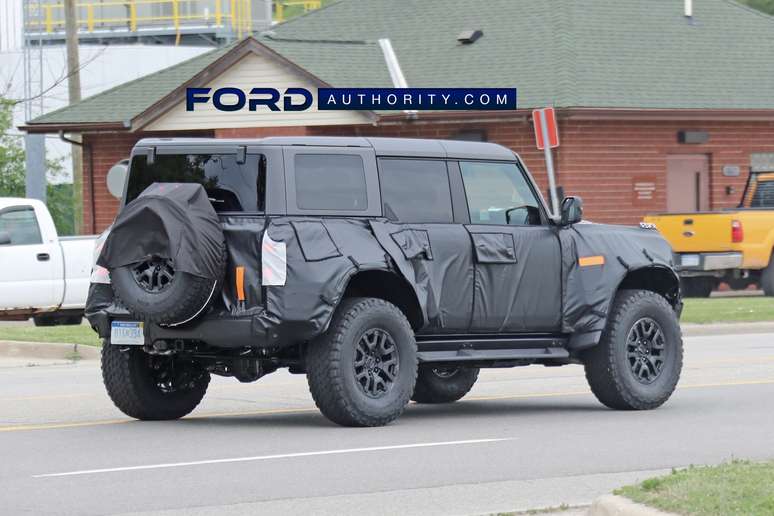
left=632, top=177, right=657, bottom=206
left=722, top=165, right=741, bottom=177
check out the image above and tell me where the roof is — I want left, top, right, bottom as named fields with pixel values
left=23, top=0, right=774, bottom=132
left=29, top=43, right=235, bottom=128
left=268, top=0, right=774, bottom=110
left=25, top=38, right=391, bottom=131
left=134, top=136, right=516, bottom=161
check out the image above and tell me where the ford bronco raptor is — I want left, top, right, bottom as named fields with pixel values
left=87, top=137, right=683, bottom=427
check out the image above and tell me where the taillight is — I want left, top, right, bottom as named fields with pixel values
left=731, top=220, right=744, bottom=243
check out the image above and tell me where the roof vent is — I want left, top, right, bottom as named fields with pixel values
left=457, top=29, right=483, bottom=44
left=684, top=0, right=693, bottom=18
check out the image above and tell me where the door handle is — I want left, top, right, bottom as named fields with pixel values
left=36, top=253, right=50, bottom=262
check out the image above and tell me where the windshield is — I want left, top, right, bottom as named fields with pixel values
left=126, top=153, right=266, bottom=213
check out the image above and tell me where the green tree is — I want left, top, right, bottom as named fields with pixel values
left=0, top=99, right=26, bottom=197
left=0, top=98, right=74, bottom=235
left=741, top=0, right=774, bottom=15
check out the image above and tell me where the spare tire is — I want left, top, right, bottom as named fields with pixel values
left=110, top=254, right=223, bottom=325
left=98, top=183, right=226, bottom=326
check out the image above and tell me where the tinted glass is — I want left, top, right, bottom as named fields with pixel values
left=0, top=208, right=43, bottom=245
left=126, top=153, right=264, bottom=212
left=460, top=161, right=541, bottom=225
left=378, top=159, right=453, bottom=223
left=751, top=180, right=774, bottom=208
left=294, top=154, right=367, bottom=211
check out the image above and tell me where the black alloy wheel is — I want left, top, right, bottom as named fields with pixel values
left=626, top=317, right=666, bottom=385
left=354, top=328, right=400, bottom=398
left=132, top=257, right=175, bottom=293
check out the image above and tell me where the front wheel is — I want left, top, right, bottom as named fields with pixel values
left=583, top=289, right=683, bottom=410
left=412, top=366, right=479, bottom=404
left=761, top=255, right=774, bottom=296
left=306, top=297, right=418, bottom=427
left=101, top=342, right=210, bottom=420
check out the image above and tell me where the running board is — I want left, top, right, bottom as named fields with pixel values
left=415, top=334, right=570, bottom=363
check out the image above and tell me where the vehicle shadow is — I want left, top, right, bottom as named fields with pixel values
left=175, top=398, right=607, bottom=429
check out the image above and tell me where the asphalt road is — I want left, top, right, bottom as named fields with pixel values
left=1, top=331, right=773, bottom=516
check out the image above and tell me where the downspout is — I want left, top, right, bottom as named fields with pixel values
left=59, top=131, right=96, bottom=234
left=378, top=38, right=417, bottom=119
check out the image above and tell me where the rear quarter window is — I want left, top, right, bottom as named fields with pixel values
left=126, top=153, right=265, bottom=213
left=294, top=154, right=368, bottom=211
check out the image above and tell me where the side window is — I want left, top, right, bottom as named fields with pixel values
left=294, top=154, right=368, bottom=211
left=378, top=159, right=454, bottom=223
left=0, top=208, right=43, bottom=246
left=460, top=161, right=542, bottom=225
left=751, top=180, right=774, bottom=208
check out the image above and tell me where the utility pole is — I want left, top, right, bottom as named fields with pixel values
left=64, top=0, right=83, bottom=233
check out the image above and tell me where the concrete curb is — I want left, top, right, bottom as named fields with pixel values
left=681, top=321, right=774, bottom=337
left=0, top=340, right=100, bottom=361
left=589, top=495, right=676, bottom=516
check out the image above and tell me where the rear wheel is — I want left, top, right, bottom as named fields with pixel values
left=101, top=342, right=210, bottom=420
left=583, top=289, right=682, bottom=410
left=412, top=366, right=479, bottom=404
left=761, top=255, right=774, bottom=296
left=306, top=297, right=417, bottom=427
left=680, top=277, right=715, bottom=298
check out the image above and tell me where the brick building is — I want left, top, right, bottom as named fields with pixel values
left=21, top=0, right=774, bottom=233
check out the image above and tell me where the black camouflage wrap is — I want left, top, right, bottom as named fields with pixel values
left=97, top=183, right=223, bottom=280
left=87, top=214, right=678, bottom=352
left=559, top=223, right=678, bottom=348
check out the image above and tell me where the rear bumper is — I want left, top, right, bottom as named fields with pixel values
left=90, top=310, right=318, bottom=350
left=675, top=252, right=743, bottom=276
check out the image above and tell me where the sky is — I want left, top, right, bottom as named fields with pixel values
left=0, top=0, right=210, bottom=181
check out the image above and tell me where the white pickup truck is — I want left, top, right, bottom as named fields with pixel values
left=0, top=198, right=96, bottom=326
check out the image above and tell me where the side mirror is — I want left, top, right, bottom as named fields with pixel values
left=560, top=196, right=583, bottom=226
left=0, top=231, right=11, bottom=245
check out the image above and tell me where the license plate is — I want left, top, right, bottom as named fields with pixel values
left=111, top=321, right=145, bottom=345
left=681, top=254, right=700, bottom=267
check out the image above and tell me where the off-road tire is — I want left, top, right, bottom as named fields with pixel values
left=109, top=245, right=226, bottom=326
left=306, top=297, right=418, bottom=427
left=583, top=289, right=683, bottom=410
left=761, top=255, right=774, bottom=296
left=101, top=341, right=210, bottom=420
left=680, top=277, right=714, bottom=298
left=412, top=366, right=479, bottom=404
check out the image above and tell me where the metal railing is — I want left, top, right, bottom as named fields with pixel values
left=274, top=0, right=321, bottom=22
left=24, top=0, right=272, bottom=41
left=24, top=0, right=322, bottom=39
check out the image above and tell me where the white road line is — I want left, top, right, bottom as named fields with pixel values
left=33, top=438, right=513, bottom=478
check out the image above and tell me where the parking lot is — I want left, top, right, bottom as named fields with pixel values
left=1, top=328, right=773, bottom=515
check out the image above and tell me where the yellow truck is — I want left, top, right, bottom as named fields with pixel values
left=644, top=171, right=774, bottom=297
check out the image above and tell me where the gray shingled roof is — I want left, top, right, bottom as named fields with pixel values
left=25, top=0, right=774, bottom=129
left=29, top=43, right=234, bottom=126
left=269, top=0, right=774, bottom=110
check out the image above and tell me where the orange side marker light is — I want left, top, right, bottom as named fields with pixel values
left=579, top=255, right=605, bottom=267
left=235, top=266, right=246, bottom=302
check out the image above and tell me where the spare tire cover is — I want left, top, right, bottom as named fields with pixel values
left=98, top=183, right=223, bottom=280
